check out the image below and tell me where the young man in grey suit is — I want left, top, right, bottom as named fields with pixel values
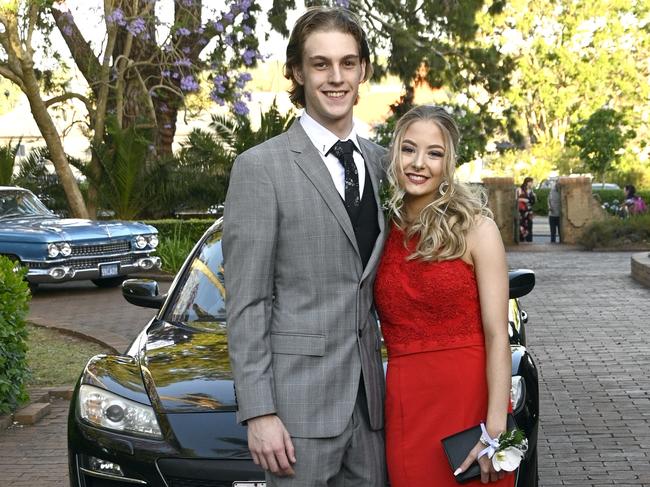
left=223, top=7, right=387, bottom=486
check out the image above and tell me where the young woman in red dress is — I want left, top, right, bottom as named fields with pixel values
left=374, top=105, right=515, bottom=486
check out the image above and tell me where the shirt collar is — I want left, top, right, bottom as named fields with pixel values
left=299, top=111, right=362, bottom=156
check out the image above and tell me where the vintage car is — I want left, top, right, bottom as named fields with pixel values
left=67, top=219, right=539, bottom=487
left=0, top=186, right=160, bottom=288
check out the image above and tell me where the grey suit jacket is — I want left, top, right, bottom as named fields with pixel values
left=223, top=120, right=387, bottom=438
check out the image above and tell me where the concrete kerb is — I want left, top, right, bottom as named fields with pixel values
left=631, top=252, right=650, bottom=288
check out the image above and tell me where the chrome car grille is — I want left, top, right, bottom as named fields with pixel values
left=71, top=240, right=131, bottom=256
left=27, top=255, right=136, bottom=270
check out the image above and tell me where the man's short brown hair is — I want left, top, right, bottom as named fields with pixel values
left=284, top=7, right=373, bottom=108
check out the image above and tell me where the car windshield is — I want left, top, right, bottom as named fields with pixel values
left=0, top=190, right=54, bottom=219
left=166, top=231, right=226, bottom=326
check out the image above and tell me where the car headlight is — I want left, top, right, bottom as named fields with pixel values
left=59, top=242, right=72, bottom=257
left=78, top=384, right=162, bottom=439
left=47, top=243, right=60, bottom=258
left=134, top=235, right=147, bottom=249
left=510, top=375, right=525, bottom=411
left=147, top=234, right=159, bottom=248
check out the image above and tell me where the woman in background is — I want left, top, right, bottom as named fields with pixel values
left=374, top=105, right=514, bottom=486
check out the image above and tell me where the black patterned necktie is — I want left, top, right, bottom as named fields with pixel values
left=329, top=140, right=360, bottom=220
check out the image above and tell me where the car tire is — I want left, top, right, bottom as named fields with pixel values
left=91, top=276, right=126, bottom=288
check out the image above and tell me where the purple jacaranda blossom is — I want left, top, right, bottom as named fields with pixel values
left=334, top=0, right=350, bottom=7
left=243, top=48, right=256, bottom=66
left=181, top=0, right=194, bottom=6
left=235, top=72, right=252, bottom=89
left=233, top=101, right=249, bottom=116
left=182, top=47, right=191, bottom=54
left=224, top=12, right=235, bottom=23
left=239, top=0, right=253, bottom=11
left=172, top=72, right=180, bottom=79
left=106, top=8, right=127, bottom=26
left=210, top=91, right=226, bottom=105
left=213, top=21, right=224, bottom=32
left=242, top=25, right=253, bottom=36
left=164, top=123, right=172, bottom=129
left=127, top=17, right=147, bottom=36
left=198, top=37, right=208, bottom=46
left=181, top=75, right=200, bottom=92
left=174, top=58, right=192, bottom=67
left=224, top=35, right=234, bottom=46
left=195, top=27, right=205, bottom=35
left=62, top=24, right=73, bottom=35
left=161, top=70, right=170, bottom=77
left=177, top=27, right=191, bottom=36
left=160, top=103, right=169, bottom=112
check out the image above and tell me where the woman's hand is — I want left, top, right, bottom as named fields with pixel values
left=455, top=440, right=507, bottom=484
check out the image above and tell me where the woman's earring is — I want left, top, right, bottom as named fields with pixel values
left=439, top=180, right=449, bottom=196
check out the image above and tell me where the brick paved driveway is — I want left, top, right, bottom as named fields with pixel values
left=1, top=249, right=649, bottom=486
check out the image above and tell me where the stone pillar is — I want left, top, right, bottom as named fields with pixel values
left=557, top=176, right=607, bottom=244
left=482, top=177, right=516, bottom=246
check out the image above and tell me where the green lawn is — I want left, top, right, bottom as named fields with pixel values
left=26, top=324, right=110, bottom=387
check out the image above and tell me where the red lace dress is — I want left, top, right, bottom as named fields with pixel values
left=374, top=224, right=514, bottom=487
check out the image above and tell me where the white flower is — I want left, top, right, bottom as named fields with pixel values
left=492, top=446, right=525, bottom=472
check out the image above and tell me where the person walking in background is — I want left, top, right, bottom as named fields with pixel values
left=516, top=177, right=536, bottom=242
left=223, top=6, right=387, bottom=486
left=548, top=181, right=561, bottom=243
left=374, top=105, right=514, bottom=486
left=623, top=184, right=648, bottom=216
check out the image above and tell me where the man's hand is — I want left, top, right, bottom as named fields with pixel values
left=247, top=414, right=296, bottom=477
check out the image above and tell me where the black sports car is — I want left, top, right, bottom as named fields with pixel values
left=68, top=219, right=538, bottom=487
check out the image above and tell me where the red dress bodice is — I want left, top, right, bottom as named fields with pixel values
left=374, top=224, right=485, bottom=357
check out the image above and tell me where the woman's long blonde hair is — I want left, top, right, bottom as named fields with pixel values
left=386, top=105, right=492, bottom=261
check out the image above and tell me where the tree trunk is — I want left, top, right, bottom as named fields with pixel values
left=22, top=70, right=89, bottom=219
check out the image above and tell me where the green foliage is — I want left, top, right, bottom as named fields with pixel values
left=0, top=256, right=31, bottom=414
left=86, top=118, right=177, bottom=220
left=0, top=139, right=20, bottom=186
left=579, top=212, right=650, bottom=249
left=144, top=219, right=215, bottom=247
left=12, top=146, right=75, bottom=216
left=482, top=0, right=650, bottom=148
left=156, top=228, right=197, bottom=274
left=271, top=0, right=515, bottom=148
left=568, top=108, right=636, bottom=182
left=531, top=188, right=548, bottom=217
left=144, top=219, right=217, bottom=273
left=174, top=100, right=296, bottom=211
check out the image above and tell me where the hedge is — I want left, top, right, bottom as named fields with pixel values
left=143, top=219, right=217, bottom=244
left=0, top=256, right=31, bottom=414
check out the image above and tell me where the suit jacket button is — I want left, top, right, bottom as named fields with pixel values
left=358, top=329, right=363, bottom=338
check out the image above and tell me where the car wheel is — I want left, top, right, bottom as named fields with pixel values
left=91, top=276, right=126, bottom=288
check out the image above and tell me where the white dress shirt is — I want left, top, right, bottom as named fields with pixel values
left=300, top=111, right=366, bottom=198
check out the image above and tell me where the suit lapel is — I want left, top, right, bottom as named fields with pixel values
left=288, top=121, right=361, bottom=261
left=359, top=138, right=387, bottom=282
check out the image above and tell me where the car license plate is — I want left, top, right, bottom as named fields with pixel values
left=233, top=483, right=265, bottom=487
left=100, top=264, right=119, bottom=277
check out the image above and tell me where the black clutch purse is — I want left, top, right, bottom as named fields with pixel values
left=441, top=414, right=517, bottom=484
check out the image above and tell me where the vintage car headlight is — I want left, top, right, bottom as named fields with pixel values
left=47, top=243, right=60, bottom=258
left=510, top=375, right=525, bottom=411
left=134, top=235, right=147, bottom=249
left=146, top=234, right=159, bottom=248
left=78, top=384, right=162, bottom=439
left=59, top=242, right=72, bottom=257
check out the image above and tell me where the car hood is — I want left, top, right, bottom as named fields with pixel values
left=141, top=320, right=236, bottom=413
left=0, top=216, right=155, bottom=242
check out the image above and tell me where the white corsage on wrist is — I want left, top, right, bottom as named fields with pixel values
left=477, top=423, right=528, bottom=472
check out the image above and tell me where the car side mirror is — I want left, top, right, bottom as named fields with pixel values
left=122, top=279, right=166, bottom=309
left=508, top=269, right=535, bottom=299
